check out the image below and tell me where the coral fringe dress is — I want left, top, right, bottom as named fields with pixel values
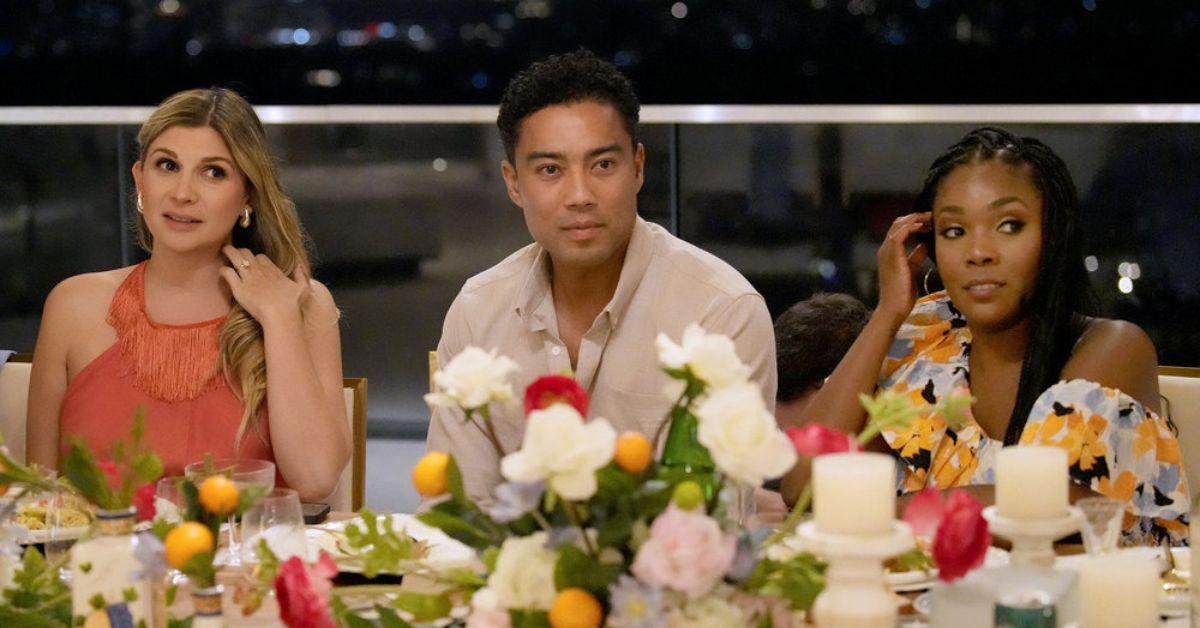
left=59, top=262, right=276, bottom=477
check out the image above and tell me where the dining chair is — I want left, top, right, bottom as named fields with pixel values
left=327, top=377, right=368, bottom=512
left=1159, top=365, right=1200, bottom=493
left=0, top=353, right=32, bottom=463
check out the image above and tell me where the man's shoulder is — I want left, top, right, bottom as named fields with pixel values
left=644, top=221, right=759, bottom=299
left=459, top=241, right=540, bottom=297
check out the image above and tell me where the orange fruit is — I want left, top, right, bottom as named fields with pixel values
left=412, top=451, right=451, bottom=497
left=613, top=432, right=652, bottom=474
left=548, top=588, right=602, bottom=628
left=164, top=521, right=215, bottom=569
left=198, top=475, right=239, bottom=516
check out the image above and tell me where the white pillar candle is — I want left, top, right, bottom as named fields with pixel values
left=813, top=452, right=896, bottom=536
left=995, top=446, right=1068, bottom=519
left=1077, top=554, right=1159, bottom=628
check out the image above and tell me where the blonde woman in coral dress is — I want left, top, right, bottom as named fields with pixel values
left=25, top=88, right=348, bottom=502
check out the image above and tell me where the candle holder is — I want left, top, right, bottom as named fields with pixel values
left=796, top=520, right=914, bottom=628
left=982, top=505, right=1084, bottom=568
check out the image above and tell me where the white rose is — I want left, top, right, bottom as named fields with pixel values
left=486, top=533, right=558, bottom=610
left=500, top=405, right=616, bottom=501
left=695, top=383, right=797, bottom=486
left=665, top=589, right=747, bottom=628
left=655, top=324, right=750, bottom=390
left=424, top=346, right=518, bottom=411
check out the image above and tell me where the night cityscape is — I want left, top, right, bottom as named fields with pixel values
left=2, top=0, right=1200, bottom=105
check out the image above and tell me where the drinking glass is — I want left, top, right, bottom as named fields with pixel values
left=1076, top=496, right=1123, bottom=556
left=45, top=491, right=88, bottom=582
left=154, top=476, right=184, bottom=524
left=184, top=459, right=275, bottom=567
left=240, top=488, right=305, bottom=564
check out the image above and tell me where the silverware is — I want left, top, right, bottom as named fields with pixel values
left=1160, top=538, right=1188, bottom=593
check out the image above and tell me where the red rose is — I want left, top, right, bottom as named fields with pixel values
left=524, top=375, right=589, bottom=416
left=98, top=460, right=122, bottom=491
left=932, top=491, right=990, bottom=583
left=132, top=483, right=156, bottom=522
left=275, top=552, right=338, bottom=628
left=785, top=424, right=859, bottom=457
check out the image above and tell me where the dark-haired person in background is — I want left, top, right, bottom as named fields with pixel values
left=773, top=293, right=870, bottom=429
left=755, top=293, right=870, bottom=524
left=426, top=50, right=775, bottom=504
left=780, top=127, right=1188, bottom=544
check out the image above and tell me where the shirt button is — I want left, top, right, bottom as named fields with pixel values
left=551, top=346, right=562, bottom=356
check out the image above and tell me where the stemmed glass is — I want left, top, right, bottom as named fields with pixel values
left=184, top=458, right=275, bottom=567
left=240, top=488, right=306, bottom=564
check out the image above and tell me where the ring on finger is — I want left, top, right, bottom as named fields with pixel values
left=240, top=259, right=252, bottom=269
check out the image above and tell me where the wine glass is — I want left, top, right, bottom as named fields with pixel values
left=240, top=488, right=305, bottom=564
left=184, top=458, right=275, bottom=567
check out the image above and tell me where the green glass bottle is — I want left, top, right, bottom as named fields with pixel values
left=657, top=406, right=717, bottom=502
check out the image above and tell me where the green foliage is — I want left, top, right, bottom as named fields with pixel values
left=391, top=591, right=453, bottom=622
left=339, top=510, right=427, bottom=578
left=330, top=595, right=377, bottom=628
left=61, top=409, right=162, bottom=510
left=0, top=547, right=71, bottom=628
left=508, top=609, right=552, bottom=628
left=180, top=551, right=217, bottom=589
left=892, top=547, right=936, bottom=574
left=553, top=545, right=622, bottom=598
left=417, top=501, right=504, bottom=551
left=741, top=553, right=827, bottom=611
left=374, top=604, right=415, bottom=628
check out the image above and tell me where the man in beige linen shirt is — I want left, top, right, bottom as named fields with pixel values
left=426, top=50, right=776, bottom=505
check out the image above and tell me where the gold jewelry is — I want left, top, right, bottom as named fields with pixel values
left=240, top=259, right=251, bottom=269
left=136, top=194, right=144, bottom=214
left=240, top=206, right=252, bottom=228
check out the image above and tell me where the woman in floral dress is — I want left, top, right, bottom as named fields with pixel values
left=783, top=127, right=1188, bottom=544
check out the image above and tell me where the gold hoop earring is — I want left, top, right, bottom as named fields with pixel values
left=136, top=194, right=144, bottom=215
left=240, top=206, right=252, bottom=228
left=923, top=267, right=937, bottom=294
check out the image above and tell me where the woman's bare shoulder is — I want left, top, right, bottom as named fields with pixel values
left=1063, top=317, right=1159, bottom=409
left=43, top=266, right=138, bottom=322
left=302, top=277, right=340, bottom=326
left=1074, top=318, right=1156, bottom=364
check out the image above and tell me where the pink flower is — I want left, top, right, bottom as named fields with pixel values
left=524, top=375, right=589, bottom=417
left=98, top=460, right=122, bottom=490
left=466, top=588, right=512, bottom=628
left=903, top=489, right=990, bottom=583
left=631, top=504, right=736, bottom=599
left=902, top=487, right=944, bottom=540
left=132, top=483, right=156, bottom=522
left=785, top=424, right=859, bottom=457
left=275, top=551, right=338, bottom=628
left=932, top=491, right=990, bottom=582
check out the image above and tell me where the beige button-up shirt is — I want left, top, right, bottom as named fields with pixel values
left=426, top=217, right=776, bottom=504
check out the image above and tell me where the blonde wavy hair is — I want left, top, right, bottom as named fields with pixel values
left=134, top=87, right=310, bottom=446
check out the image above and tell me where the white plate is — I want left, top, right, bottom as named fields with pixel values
left=11, top=525, right=91, bottom=545
left=888, top=546, right=1010, bottom=593
left=310, top=513, right=477, bottom=574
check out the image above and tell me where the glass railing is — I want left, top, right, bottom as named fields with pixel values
left=3, top=105, right=1197, bottom=433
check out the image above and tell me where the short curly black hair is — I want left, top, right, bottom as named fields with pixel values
left=497, top=49, right=640, bottom=163
left=775, top=293, right=871, bottom=403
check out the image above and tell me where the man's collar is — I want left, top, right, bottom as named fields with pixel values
left=513, top=216, right=654, bottom=332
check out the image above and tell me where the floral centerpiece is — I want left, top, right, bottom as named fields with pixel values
left=406, top=324, right=979, bottom=627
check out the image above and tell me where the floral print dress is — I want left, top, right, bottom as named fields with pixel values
left=879, top=292, right=1190, bottom=545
